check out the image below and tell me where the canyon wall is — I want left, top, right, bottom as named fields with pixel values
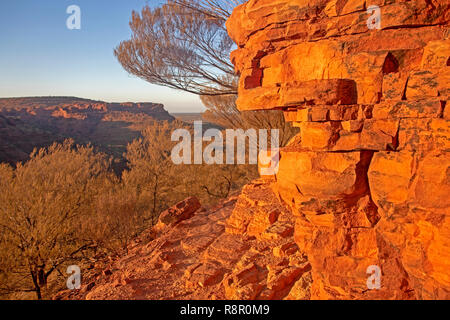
left=0, top=97, right=174, bottom=164
left=227, top=0, right=449, bottom=299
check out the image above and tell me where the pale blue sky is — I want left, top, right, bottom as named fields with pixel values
left=0, top=0, right=204, bottom=112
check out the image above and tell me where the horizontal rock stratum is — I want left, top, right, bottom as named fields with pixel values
left=227, top=0, right=449, bottom=299
left=0, top=97, right=174, bottom=164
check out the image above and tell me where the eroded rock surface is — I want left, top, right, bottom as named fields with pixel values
left=55, top=180, right=312, bottom=300
left=227, top=0, right=449, bottom=299
left=55, top=0, right=449, bottom=301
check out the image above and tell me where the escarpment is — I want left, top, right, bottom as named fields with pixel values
left=0, top=97, right=174, bottom=164
left=227, top=0, right=449, bottom=299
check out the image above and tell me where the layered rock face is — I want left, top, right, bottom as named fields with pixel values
left=56, top=181, right=313, bottom=300
left=227, top=0, right=449, bottom=299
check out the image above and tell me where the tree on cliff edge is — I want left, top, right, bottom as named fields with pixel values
left=114, top=0, right=297, bottom=145
left=115, top=0, right=239, bottom=96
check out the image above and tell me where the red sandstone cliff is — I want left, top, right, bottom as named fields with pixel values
left=226, top=0, right=449, bottom=299
left=56, top=0, right=449, bottom=300
left=0, top=97, right=174, bottom=164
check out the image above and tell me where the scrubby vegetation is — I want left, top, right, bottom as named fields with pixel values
left=0, top=121, right=258, bottom=299
left=0, top=0, right=298, bottom=299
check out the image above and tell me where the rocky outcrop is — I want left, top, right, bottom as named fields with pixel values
left=155, top=197, right=202, bottom=230
left=55, top=180, right=312, bottom=300
left=227, top=0, right=449, bottom=299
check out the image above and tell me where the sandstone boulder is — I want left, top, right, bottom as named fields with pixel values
left=157, top=197, right=201, bottom=227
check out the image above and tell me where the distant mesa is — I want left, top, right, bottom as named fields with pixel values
left=0, top=96, right=174, bottom=166
left=0, top=96, right=174, bottom=121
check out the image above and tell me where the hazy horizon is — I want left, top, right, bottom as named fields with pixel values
left=0, top=95, right=204, bottom=114
left=0, top=0, right=205, bottom=113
